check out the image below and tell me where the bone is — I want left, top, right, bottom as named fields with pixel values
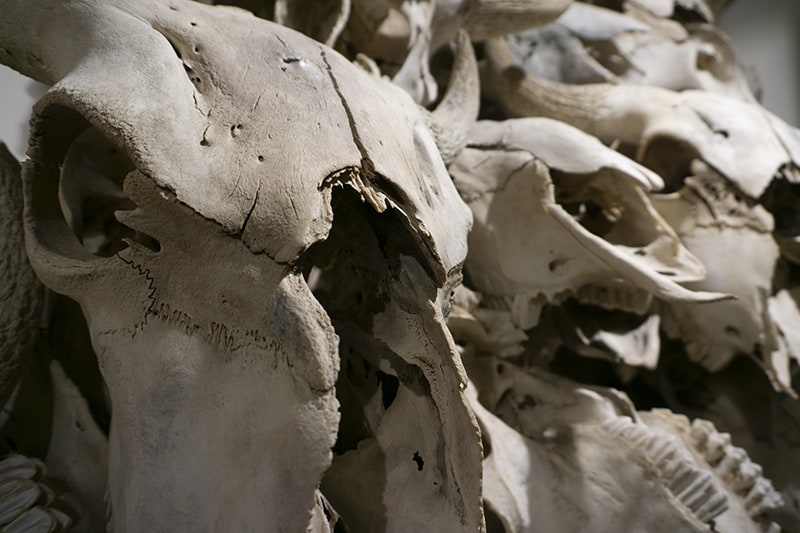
left=450, top=118, right=728, bottom=313
left=3, top=0, right=800, bottom=530
left=11, top=0, right=477, bottom=529
left=274, top=0, right=352, bottom=46
left=483, top=36, right=800, bottom=198
left=0, top=454, right=73, bottom=531
left=423, top=30, right=480, bottom=164
left=652, top=162, right=791, bottom=393
left=350, top=0, right=573, bottom=104
left=44, top=360, right=108, bottom=533
left=519, top=2, right=756, bottom=100
left=466, top=354, right=734, bottom=532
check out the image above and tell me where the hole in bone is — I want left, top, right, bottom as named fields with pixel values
left=58, top=128, right=148, bottom=256
left=484, top=505, right=508, bottom=533
left=376, top=370, right=399, bottom=409
left=298, top=185, right=434, bottom=456
left=639, top=136, right=700, bottom=192
left=585, top=40, right=632, bottom=78
left=551, top=169, right=661, bottom=247
left=40, top=108, right=160, bottom=257
left=759, top=174, right=800, bottom=236
left=695, top=49, right=725, bottom=79
left=555, top=192, right=616, bottom=239
left=412, top=451, right=424, bottom=471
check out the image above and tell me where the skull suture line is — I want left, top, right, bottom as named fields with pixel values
left=4, top=0, right=482, bottom=530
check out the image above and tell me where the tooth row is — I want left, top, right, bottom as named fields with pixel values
left=689, top=418, right=782, bottom=517
left=575, top=285, right=653, bottom=314
left=603, top=416, right=728, bottom=523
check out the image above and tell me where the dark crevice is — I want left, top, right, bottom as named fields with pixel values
left=376, top=371, right=399, bottom=409
left=412, top=451, right=424, bottom=471
left=299, top=186, right=433, bottom=459
left=639, top=136, right=700, bottom=192
left=235, top=188, right=259, bottom=238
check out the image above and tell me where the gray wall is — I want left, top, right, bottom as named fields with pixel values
left=1, top=0, right=798, bottom=160
left=720, top=0, right=800, bottom=126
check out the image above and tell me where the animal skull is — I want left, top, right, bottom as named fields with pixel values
left=483, top=35, right=800, bottom=197
left=347, top=0, right=573, bottom=103
left=509, top=2, right=755, bottom=101
left=7, top=0, right=481, bottom=529
left=464, top=351, right=781, bottom=533
left=449, top=117, right=726, bottom=326
left=652, top=161, right=790, bottom=392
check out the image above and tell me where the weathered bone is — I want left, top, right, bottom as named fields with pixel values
left=2, top=0, right=799, bottom=530
left=483, top=36, right=800, bottom=198
left=44, top=360, right=108, bottom=533
left=349, top=0, right=574, bottom=103
left=423, top=30, right=480, bottom=164
left=466, top=354, right=737, bottom=532
left=450, top=118, right=727, bottom=321
left=513, top=2, right=756, bottom=100
left=652, top=161, right=791, bottom=393
left=274, top=0, right=351, bottom=46
left=7, top=0, right=479, bottom=529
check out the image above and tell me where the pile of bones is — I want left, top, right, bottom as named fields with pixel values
left=0, top=0, right=799, bottom=531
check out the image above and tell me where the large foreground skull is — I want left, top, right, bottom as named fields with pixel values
left=5, top=0, right=481, bottom=529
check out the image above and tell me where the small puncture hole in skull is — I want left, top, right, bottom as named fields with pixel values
left=412, top=451, right=424, bottom=471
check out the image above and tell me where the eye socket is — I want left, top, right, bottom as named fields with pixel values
left=28, top=105, right=163, bottom=265
left=58, top=127, right=137, bottom=256
left=638, top=136, right=700, bottom=192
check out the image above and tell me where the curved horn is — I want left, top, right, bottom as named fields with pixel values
left=481, top=36, right=613, bottom=136
left=481, top=36, right=668, bottom=147
left=462, top=0, right=574, bottom=41
left=426, top=30, right=480, bottom=165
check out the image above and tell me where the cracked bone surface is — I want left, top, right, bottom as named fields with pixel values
left=1, top=0, right=800, bottom=532
left=449, top=118, right=728, bottom=320
left=5, top=0, right=479, bottom=530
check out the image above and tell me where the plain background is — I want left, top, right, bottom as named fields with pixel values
left=1, top=0, right=798, bottom=160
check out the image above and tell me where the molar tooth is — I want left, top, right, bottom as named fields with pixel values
left=680, top=472, right=718, bottom=513
left=716, top=446, right=745, bottom=480
left=689, top=419, right=714, bottom=449
left=650, top=438, right=678, bottom=466
left=694, top=490, right=729, bottom=523
left=744, top=477, right=782, bottom=516
left=730, top=459, right=762, bottom=494
left=668, top=462, right=696, bottom=494
left=703, top=431, right=731, bottom=465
